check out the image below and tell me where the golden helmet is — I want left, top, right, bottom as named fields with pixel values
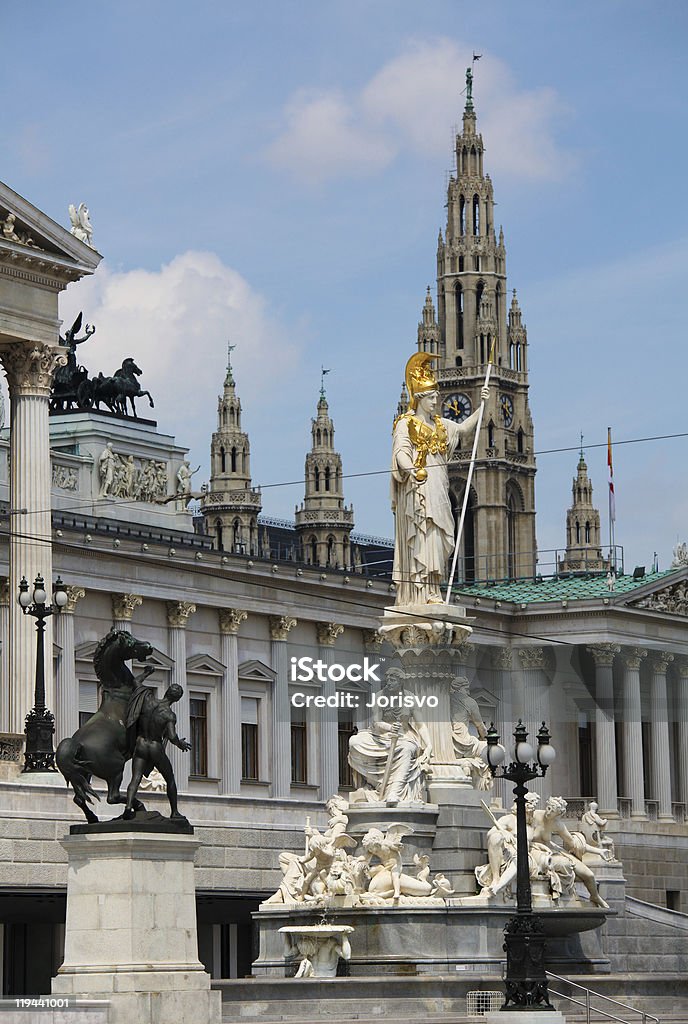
left=404, top=352, right=438, bottom=411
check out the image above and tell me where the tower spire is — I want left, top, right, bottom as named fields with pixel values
left=225, top=341, right=236, bottom=386
left=559, top=449, right=605, bottom=574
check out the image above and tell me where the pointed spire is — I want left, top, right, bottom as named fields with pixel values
left=225, top=341, right=236, bottom=387
left=397, top=382, right=409, bottom=419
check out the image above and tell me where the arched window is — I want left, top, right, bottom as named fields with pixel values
left=316, top=429, right=321, bottom=446
left=585, top=521, right=591, bottom=543
left=220, top=446, right=226, bottom=472
left=456, top=284, right=464, bottom=349
left=470, top=146, right=478, bottom=174
left=472, top=194, right=480, bottom=235
left=231, top=447, right=237, bottom=473
left=458, top=255, right=464, bottom=272
left=517, top=428, right=524, bottom=454
left=310, top=535, right=317, bottom=565
left=455, top=356, right=463, bottom=367
left=343, top=536, right=349, bottom=568
left=459, top=195, right=466, bottom=235
left=325, top=466, right=331, bottom=491
left=575, top=520, right=581, bottom=543
left=215, top=520, right=223, bottom=551
left=327, top=535, right=335, bottom=566
left=487, top=420, right=495, bottom=448
left=506, top=491, right=517, bottom=579
left=233, top=518, right=242, bottom=549
left=229, top=407, right=235, bottom=426
left=314, top=467, right=320, bottom=492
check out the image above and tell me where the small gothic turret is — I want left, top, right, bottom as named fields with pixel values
left=559, top=444, right=605, bottom=573
left=294, top=380, right=354, bottom=569
left=417, top=287, right=440, bottom=355
left=201, top=345, right=262, bottom=554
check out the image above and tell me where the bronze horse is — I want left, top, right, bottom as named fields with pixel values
left=56, top=628, right=154, bottom=822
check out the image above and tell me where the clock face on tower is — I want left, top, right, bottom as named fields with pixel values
left=500, top=394, right=514, bottom=428
left=443, top=393, right=472, bottom=423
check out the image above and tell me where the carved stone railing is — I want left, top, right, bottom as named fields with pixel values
left=645, top=799, right=659, bottom=821
left=618, top=798, right=632, bottom=819
left=672, top=802, right=686, bottom=824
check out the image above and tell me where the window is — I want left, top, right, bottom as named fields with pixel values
left=220, top=446, right=226, bottom=472
left=190, top=695, right=208, bottom=777
left=291, top=710, right=308, bottom=784
left=79, top=680, right=99, bottom=728
left=241, top=697, right=259, bottom=781
left=338, top=718, right=356, bottom=789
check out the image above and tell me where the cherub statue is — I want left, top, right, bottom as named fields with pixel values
left=298, top=827, right=356, bottom=899
left=359, top=824, right=451, bottom=900
left=68, top=203, right=94, bottom=247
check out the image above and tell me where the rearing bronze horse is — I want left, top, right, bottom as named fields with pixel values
left=56, top=628, right=153, bottom=823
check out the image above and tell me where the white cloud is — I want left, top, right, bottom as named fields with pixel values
left=266, top=39, right=573, bottom=184
left=58, top=252, right=300, bottom=469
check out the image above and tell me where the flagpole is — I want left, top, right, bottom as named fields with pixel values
left=607, top=426, right=616, bottom=572
left=444, top=343, right=494, bottom=604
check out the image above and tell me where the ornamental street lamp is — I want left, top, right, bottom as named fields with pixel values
left=483, top=719, right=556, bottom=1010
left=18, top=574, right=68, bottom=772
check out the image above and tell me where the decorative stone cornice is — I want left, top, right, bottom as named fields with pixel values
left=0, top=577, right=9, bottom=607
left=491, top=646, right=513, bottom=670
left=621, top=647, right=647, bottom=671
left=362, top=628, right=385, bottom=651
left=650, top=651, right=674, bottom=674
left=64, top=586, right=86, bottom=614
left=269, top=615, right=297, bottom=641
left=0, top=341, right=66, bottom=397
left=518, top=647, right=548, bottom=671
left=112, top=593, right=143, bottom=622
left=587, top=643, right=620, bottom=667
left=219, top=608, right=247, bottom=635
left=166, top=601, right=196, bottom=629
left=316, top=622, right=344, bottom=647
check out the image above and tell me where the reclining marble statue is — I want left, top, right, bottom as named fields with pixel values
left=348, top=669, right=433, bottom=804
left=474, top=794, right=611, bottom=908
left=391, top=352, right=489, bottom=607
left=56, top=627, right=190, bottom=824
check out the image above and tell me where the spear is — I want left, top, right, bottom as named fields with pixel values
left=444, top=340, right=495, bottom=602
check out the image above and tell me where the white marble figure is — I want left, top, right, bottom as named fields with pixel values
left=98, top=442, right=117, bottom=498
left=2, top=212, right=37, bottom=247
left=672, top=542, right=688, bottom=568
left=280, top=925, right=353, bottom=979
left=576, top=801, right=616, bottom=862
left=530, top=797, right=609, bottom=908
left=68, top=203, right=94, bottom=247
left=391, top=353, right=489, bottom=606
left=359, top=824, right=453, bottom=901
left=449, top=676, right=492, bottom=790
left=475, top=794, right=546, bottom=898
left=348, top=669, right=433, bottom=805
left=177, top=460, right=201, bottom=496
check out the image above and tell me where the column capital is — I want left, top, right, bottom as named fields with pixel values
left=676, top=657, right=688, bottom=679
left=64, top=586, right=86, bottom=614
left=219, top=608, right=247, bottom=635
left=587, top=643, right=620, bottom=667
left=362, top=628, right=385, bottom=652
left=112, top=593, right=143, bottom=622
left=456, top=640, right=475, bottom=663
left=650, top=650, right=674, bottom=673
left=491, top=646, right=513, bottom=670
left=1, top=341, right=66, bottom=397
left=269, top=615, right=297, bottom=641
left=316, top=622, right=344, bottom=647
left=518, top=646, right=548, bottom=671
left=621, top=646, right=647, bottom=670
left=166, top=601, right=196, bottom=629
left=0, top=576, right=10, bottom=607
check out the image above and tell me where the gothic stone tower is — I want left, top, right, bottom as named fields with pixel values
left=201, top=348, right=262, bottom=554
left=559, top=449, right=605, bottom=573
left=429, top=74, right=537, bottom=581
left=295, top=387, right=354, bottom=568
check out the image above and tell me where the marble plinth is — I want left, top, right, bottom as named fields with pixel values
left=51, top=830, right=221, bottom=1024
left=485, top=1013, right=566, bottom=1024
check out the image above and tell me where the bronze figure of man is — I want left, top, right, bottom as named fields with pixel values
left=124, top=682, right=190, bottom=821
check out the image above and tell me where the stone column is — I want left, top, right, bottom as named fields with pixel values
left=518, top=647, right=552, bottom=799
left=2, top=342, right=67, bottom=732
left=166, top=601, right=196, bottom=791
left=219, top=609, right=247, bottom=795
left=620, top=647, right=647, bottom=819
left=269, top=615, right=297, bottom=800
left=54, top=587, right=86, bottom=743
left=676, top=660, right=688, bottom=809
left=0, top=578, right=10, bottom=730
left=316, top=622, right=344, bottom=800
left=587, top=644, right=620, bottom=817
left=490, top=647, right=513, bottom=809
left=111, top=593, right=143, bottom=631
left=649, top=651, right=674, bottom=822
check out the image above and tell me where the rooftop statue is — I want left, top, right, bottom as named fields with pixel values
left=50, top=313, right=96, bottom=413
left=68, top=203, right=94, bottom=247
left=391, top=353, right=488, bottom=607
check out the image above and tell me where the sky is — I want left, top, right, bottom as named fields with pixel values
left=2, top=0, right=687, bottom=572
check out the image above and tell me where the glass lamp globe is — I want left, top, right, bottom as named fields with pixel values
left=483, top=743, right=506, bottom=767
left=516, top=741, right=534, bottom=763
left=54, top=588, right=69, bottom=609
left=18, top=579, right=32, bottom=608
left=538, top=743, right=556, bottom=766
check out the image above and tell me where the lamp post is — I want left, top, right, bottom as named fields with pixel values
left=18, top=574, right=68, bottom=772
left=483, top=719, right=556, bottom=1010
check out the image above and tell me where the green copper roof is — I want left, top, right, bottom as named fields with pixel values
left=453, top=569, right=679, bottom=605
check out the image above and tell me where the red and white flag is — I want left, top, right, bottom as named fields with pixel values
left=607, top=427, right=616, bottom=523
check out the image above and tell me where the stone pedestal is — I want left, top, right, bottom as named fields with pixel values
left=51, top=830, right=221, bottom=1024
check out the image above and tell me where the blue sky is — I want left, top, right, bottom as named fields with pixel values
left=3, top=1, right=687, bottom=570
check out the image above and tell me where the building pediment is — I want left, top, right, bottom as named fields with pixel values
left=238, top=659, right=276, bottom=683
left=0, top=181, right=102, bottom=272
left=627, top=571, right=688, bottom=617
left=187, top=653, right=226, bottom=676
left=75, top=640, right=173, bottom=671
